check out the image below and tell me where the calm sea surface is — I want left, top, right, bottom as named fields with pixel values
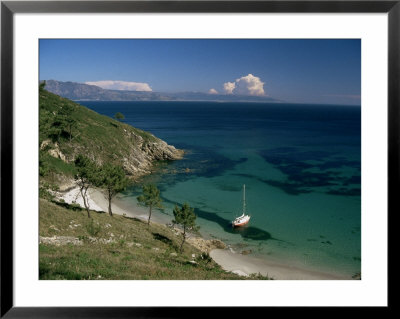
left=79, top=101, right=361, bottom=277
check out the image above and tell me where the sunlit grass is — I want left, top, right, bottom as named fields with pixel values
left=39, top=199, right=252, bottom=280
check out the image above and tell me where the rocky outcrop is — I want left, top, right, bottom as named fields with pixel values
left=39, top=89, right=184, bottom=181
left=119, top=131, right=184, bottom=177
left=49, top=143, right=67, bottom=162
left=39, top=235, right=120, bottom=246
left=141, top=139, right=184, bottom=161
left=186, top=237, right=227, bottom=253
left=39, top=236, right=83, bottom=246
left=41, top=131, right=184, bottom=179
left=41, top=140, right=67, bottom=162
left=167, top=224, right=226, bottom=253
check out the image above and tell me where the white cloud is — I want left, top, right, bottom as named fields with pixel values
left=208, top=88, right=218, bottom=94
left=85, top=80, right=152, bottom=92
left=223, top=74, right=266, bottom=96
left=223, top=82, right=236, bottom=94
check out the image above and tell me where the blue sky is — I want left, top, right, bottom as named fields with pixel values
left=39, top=39, right=361, bottom=105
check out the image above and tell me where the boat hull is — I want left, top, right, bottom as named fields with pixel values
left=232, top=220, right=249, bottom=227
left=232, top=216, right=250, bottom=227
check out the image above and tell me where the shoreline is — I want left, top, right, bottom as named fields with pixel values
left=56, top=185, right=354, bottom=280
left=58, top=185, right=160, bottom=223
left=209, top=249, right=350, bottom=280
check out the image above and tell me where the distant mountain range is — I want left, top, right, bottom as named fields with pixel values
left=43, top=80, right=281, bottom=103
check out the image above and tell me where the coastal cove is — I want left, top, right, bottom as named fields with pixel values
left=56, top=185, right=349, bottom=280
left=76, top=100, right=362, bottom=279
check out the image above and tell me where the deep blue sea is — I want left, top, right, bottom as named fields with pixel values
left=79, top=100, right=361, bottom=277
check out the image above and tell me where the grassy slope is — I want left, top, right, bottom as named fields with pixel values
left=39, top=88, right=157, bottom=182
left=39, top=199, right=252, bottom=280
left=40, top=87, right=156, bottom=146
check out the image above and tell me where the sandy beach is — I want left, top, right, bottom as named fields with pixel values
left=209, top=249, right=350, bottom=280
left=57, top=185, right=353, bottom=280
left=59, top=186, right=154, bottom=223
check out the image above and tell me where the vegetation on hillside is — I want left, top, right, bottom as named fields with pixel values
left=137, top=184, right=163, bottom=226
left=39, top=88, right=160, bottom=186
left=173, top=203, right=199, bottom=253
left=74, top=155, right=98, bottom=218
left=73, top=155, right=130, bottom=218
left=114, top=112, right=125, bottom=121
left=99, top=163, right=130, bottom=217
left=39, top=199, right=272, bottom=280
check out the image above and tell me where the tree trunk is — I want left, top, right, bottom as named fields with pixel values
left=180, top=225, right=186, bottom=253
left=148, top=204, right=152, bottom=226
left=108, top=190, right=113, bottom=217
left=80, top=185, right=90, bottom=218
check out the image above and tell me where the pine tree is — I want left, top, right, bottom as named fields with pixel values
left=59, top=104, right=77, bottom=142
left=114, top=112, right=125, bottom=122
left=137, top=184, right=163, bottom=226
left=99, top=163, right=129, bottom=216
left=172, top=203, right=198, bottom=253
left=74, top=155, right=99, bottom=218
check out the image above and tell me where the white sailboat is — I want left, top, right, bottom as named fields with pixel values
left=232, top=184, right=251, bottom=227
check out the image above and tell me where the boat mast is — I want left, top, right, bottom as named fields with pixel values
left=243, top=184, right=246, bottom=215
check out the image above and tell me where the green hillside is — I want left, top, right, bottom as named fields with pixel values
left=40, top=86, right=156, bottom=145
left=39, top=87, right=183, bottom=187
left=39, top=199, right=260, bottom=280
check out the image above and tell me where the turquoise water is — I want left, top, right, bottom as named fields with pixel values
left=80, top=101, right=361, bottom=277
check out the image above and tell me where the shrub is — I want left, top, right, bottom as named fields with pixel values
left=39, top=186, right=54, bottom=200
left=200, top=252, right=212, bottom=264
left=85, top=219, right=101, bottom=237
left=70, top=203, right=82, bottom=211
left=114, top=112, right=125, bottom=122
left=118, top=239, right=126, bottom=247
left=248, top=272, right=273, bottom=280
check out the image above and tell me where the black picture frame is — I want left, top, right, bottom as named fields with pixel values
left=1, top=0, right=395, bottom=317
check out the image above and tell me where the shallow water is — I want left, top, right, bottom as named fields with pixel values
left=80, top=101, right=361, bottom=277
